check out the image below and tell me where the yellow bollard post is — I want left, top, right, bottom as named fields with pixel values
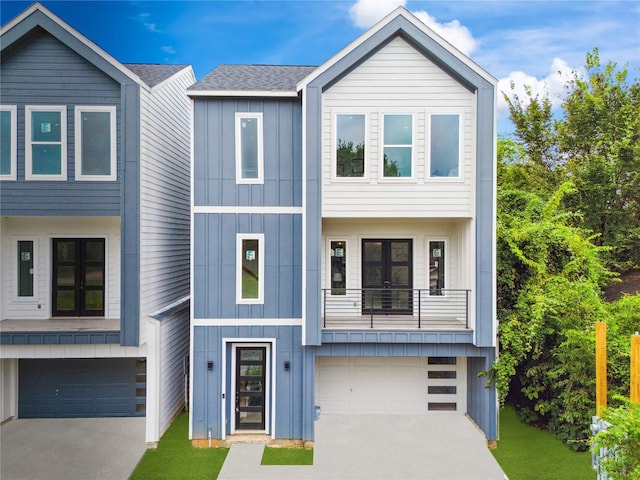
left=631, top=333, right=640, bottom=404
left=595, top=322, right=607, bottom=416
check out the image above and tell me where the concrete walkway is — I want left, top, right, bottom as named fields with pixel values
left=0, top=417, right=146, bottom=480
left=219, top=415, right=506, bottom=480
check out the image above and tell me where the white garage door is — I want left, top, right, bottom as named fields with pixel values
left=315, top=356, right=465, bottom=414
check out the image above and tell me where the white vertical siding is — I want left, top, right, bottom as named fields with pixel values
left=139, top=68, right=195, bottom=336
left=0, top=216, right=120, bottom=320
left=322, top=37, right=476, bottom=217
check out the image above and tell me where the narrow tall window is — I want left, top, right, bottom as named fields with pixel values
left=235, top=113, right=263, bottom=184
left=430, top=114, right=460, bottom=178
left=429, top=241, right=445, bottom=295
left=237, top=234, right=265, bottom=304
left=26, top=106, right=67, bottom=180
left=330, top=241, right=347, bottom=295
left=75, top=106, right=117, bottom=180
left=0, top=106, right=17, bottom=180
left=18, top=241, right=34, bottom=297
left=336, top=114, right=365, bottom=178
left=383, top=114, right=412, bottom=177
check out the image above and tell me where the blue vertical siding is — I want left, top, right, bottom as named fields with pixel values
left=467, top=351, right=497, bottom=440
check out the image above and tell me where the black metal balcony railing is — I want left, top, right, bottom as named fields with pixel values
left=321, top=288, right=470, bottom=329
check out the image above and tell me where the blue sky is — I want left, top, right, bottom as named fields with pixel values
left=2, top=0, right=639, bottom=133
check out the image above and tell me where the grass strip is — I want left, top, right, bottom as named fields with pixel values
left=130, top=413, right=228, bottom=480
left=492, top=406, right=593, bottom=480
left=261, top=446, right=314, bottom=465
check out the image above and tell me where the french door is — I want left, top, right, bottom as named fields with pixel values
left=235, top=346, right=267, bottom=430
left=362, top=239, right=413, bottom=314
left=52, top=238, right=105, bottom=317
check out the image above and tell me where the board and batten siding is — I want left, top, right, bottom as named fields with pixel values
left=0, top=216, right=121, bottom=320
left=192, top=98, right=303, bottom=208
left=0, top=30, right=122, bottom=215
left=139, top=68, right=195, bottom=331
left=322, top=36, right=476, bottom=218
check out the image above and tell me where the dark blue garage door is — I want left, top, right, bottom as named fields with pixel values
left=19, top=358, right=145, bottom=418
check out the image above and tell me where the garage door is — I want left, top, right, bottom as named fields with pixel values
left=19, top=358, right=145, bottom=418
left=315, top=356, right=465, bottom=414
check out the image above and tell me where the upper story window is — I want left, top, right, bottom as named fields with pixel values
left=26, top=105, right=67, bottom=181
left=237, top=233, right=265, bottom=304
left=429, top=114, right=460, bottom=178
left=382, top=114, right=413, bottom=178
left=336, top=114, right=365, bottom=178
left=0, top=106, right=17, bottom=180
left=75, top=106, right=117, bottom=181
left=235, top=113, right=263, bottom=184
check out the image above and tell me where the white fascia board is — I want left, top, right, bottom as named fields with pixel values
left=187, top=90, right=299, bottom=98
left=1, top=3, right=149, bottom=91
left=297, top=6, right=496, bottom=91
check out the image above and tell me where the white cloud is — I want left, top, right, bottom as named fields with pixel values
left=412, top=10, right=478, bottom=56
left=349, top=0, right=406, bottom=29
left=136, top=13, right=162, bottom=33
left=161, top=46, right=176, bottom=54
left=497, top=58, right=579, bottom=113
left=348, top=1, right=478, bottom=56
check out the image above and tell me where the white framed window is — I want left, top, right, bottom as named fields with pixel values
left=428, top=239, right=447, bottom=295
left=236, top=233, right=265, bottom=304
left=429, top=114, right=461, bottom=178
left=382, top=114, right=414, bottom=178
left=16, top=238, right=37, bottom=299
left=335, top=114, right=366, bottom=179
left=75, top=106, right=117, bottom=181
left=0, top=105, right=17, bottom=180
left=329, top=239, right=347, bottom=295
left=26, top=105, right=67, bottom=181
left=235, top=113, right=263, bottom=184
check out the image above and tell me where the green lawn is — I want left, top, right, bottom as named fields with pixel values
left=261, top=446, right=314, bottom=465
left=492, top=407, right=594, bottom=480
left=130, top=413, right=228, bottom=480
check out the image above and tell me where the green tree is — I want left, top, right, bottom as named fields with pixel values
left=337, top=140, right=364, bottom=177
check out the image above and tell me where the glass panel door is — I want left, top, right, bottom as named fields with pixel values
left=362, top=239, right=412, bottom=314
left=235, top=347, right=267, bottom=430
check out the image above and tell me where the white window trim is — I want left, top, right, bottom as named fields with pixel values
left=0, top=105, right=17, bottom=180
left=235, top=112, right=264, bottom=184
left=14, top=237, right=38, bottom=301
left=74, top=105, right=117, bottom=181
left=380, top=113, right=415, bottom=181
left=332, top=113, right=368, bottom=182
left=25, top=105, right=67, bottom=181
left=427, top=113, right=463, bottom=181
left=236, top=233, right=265, bottom=304
left=427, top=237, right=449, bottom=296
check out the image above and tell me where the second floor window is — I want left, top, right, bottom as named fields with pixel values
left=235, top=113, right=263, bottom=184
left=336, top=114, right=365, bottom=178
left=430, top=114, right=460, bottom=178
left=1, top=106, right=17, bottom=180
left=237, top=234, right=265, bottom=304
left=75, top=106, right=117, bottom=181
left=26, top=105, right=67, bottom=180
left=383, top=114, right=413, bottom=178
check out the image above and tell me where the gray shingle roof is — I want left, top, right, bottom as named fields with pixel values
left=124, top=64, right=189, bottom=88
left=189, top=64, right=317, bottom=92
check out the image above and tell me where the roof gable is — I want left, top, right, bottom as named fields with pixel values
left=299, top=7, right=496, bottom=93
left=1, top=3, right=144, bottom=88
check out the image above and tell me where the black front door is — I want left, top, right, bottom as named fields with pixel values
left=235, top=347, right=267, bottom=430
left=52, top=238, right=105, bottom=317
left=362, top=239, right=413, bottom=314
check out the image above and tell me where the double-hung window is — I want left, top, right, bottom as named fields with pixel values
left=382, top=114, right=413, bottom=178
left=429, top=114, right=460, bottom=178
left=237, top=234, right=265, bottom=304
left=0, top=106, right=17, bottom=180
left=26, top=105, right=67, bottom=180
left=235, top=113, right=263, bottom=184
left=336, top=114, right=365, bottom=178
left=75, top=106, right=117, bottom=181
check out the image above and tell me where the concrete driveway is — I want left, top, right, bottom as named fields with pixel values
left=219, top=414, right=506, bottom=479
left=0, top=417, right=146, bottom=480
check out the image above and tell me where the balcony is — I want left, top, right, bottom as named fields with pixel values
left=322, top=288, right=470, bottom=330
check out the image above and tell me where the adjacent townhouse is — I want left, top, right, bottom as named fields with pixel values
left=188, top=7, right=498, bottom=445
left=0, top=3, right=194, bottom=444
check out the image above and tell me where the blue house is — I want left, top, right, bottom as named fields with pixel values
left=188, top=7, right=498, bottom=445
left=0, top=3, right=194, bottom=444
